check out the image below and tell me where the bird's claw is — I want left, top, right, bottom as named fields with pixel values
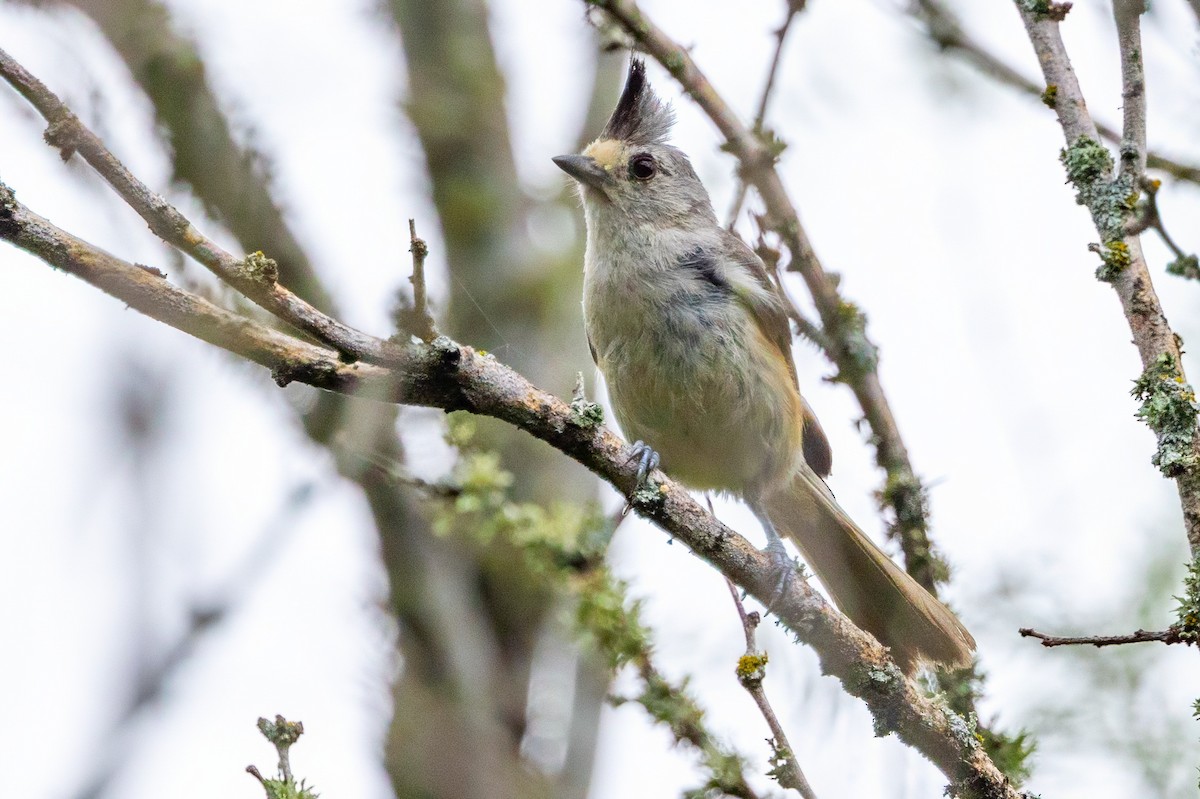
left=627, top=440, right=661, bottom=486
left=762, top=536, right=795, bottom=615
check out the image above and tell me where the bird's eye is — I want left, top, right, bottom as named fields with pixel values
left=629, top=154, right=657, bottom=181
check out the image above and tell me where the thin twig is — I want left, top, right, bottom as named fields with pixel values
left=1125, top=178, right=1195, bottom=270
left=725, top=0, right=805, bottom=228
left=725, top=579, right=818, bottom=799
left=406, top=218, right=438, bottom=342
left=1019, top=626, right=1184, bottom=648
left=909, top=0, right=1200, bottom=184
left=1113, top=0, right=1148, bottom=181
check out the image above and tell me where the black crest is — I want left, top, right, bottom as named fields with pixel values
left=601, top=59, right=674, bottom=145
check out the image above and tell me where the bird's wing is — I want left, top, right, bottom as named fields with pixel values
left=720, top=229, right=833, bottom=477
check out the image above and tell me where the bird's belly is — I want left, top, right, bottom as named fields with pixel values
left=596, top=309, right=801, bottom=494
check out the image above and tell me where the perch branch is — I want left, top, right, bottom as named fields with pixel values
left=0, top=176, right=1019, bottom=797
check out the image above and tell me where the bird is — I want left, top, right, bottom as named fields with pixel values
left=552, top=58, right=974, bottom=674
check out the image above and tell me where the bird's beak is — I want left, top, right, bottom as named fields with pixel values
left=552, top=154, right=611, bottom=191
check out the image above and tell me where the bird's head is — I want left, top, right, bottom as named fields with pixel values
left=553, top=59, right=715, bottom=229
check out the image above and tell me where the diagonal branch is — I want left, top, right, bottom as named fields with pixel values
left=0, top=46, right=385, bottom=364
left=0, top=178, right=1021, bottom=798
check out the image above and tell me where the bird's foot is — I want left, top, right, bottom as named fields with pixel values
left=626, top=440, right=661, bottom=487
left=761, top=535, right=796, bottom=615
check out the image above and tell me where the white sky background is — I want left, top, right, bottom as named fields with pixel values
left=0, top=0, right=1198, bottom=797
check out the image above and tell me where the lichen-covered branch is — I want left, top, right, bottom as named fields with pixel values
left=1014, top=2, right=1200, bottom=557
left=0, top=176, right=1022, bottom=797
left=726, top=580, right=817, bottom=799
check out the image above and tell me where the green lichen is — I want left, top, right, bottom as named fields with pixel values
left=1167, top=254, right=1200, bottom=281
left=249, top=716, right=319, bottom=799
left=1131, top=353, right=1199, bottom=477
left=931, top=662, right=1035, bottom=786
left=1059, top=137, right=1137, bottom=280
left=735, top=652, right=768, bottom=685
left=569, top=372, right=604, bottom=428
left=1095, top=240, right=1131, bottom=282
left=1018, top=0, right=1072, bottom=20
left=877, top=470, right=947, bottom=586
left=1174, top=556, right=1200, bottom=642
left=242, top=250, right=279, bottom=284
left=630, top=480, right=668, bottom=512
left=1040, top=84, right=1058, bottom=108
left=830, top=300, right=879, bottom=383
left=765, top=739, right=794, bottom=786
left=1061, top=136, right=1113, bottom=185
left=577, top=572, right=650, bottom=668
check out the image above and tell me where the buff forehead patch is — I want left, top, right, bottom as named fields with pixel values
left=583, top=138, right=625, bottom=172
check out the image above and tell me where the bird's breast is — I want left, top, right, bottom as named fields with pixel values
left=583, top=258, right=801, bottom=494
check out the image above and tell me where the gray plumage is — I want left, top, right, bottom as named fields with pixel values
left=553, top=59, right=973, bottom=673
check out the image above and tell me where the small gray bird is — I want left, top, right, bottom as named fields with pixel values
left=553, top=59, right=974, bottom=673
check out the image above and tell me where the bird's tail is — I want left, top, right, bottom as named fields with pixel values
left=761, top=466, right=975, bottom=674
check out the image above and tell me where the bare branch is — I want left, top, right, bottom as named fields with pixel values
left=1113, top=0, right=1148, bottom=181
left=726, top=580, right=818, bottom=799
left=1019, top=626, right=1185, bottom=648
left=403, top=218, right=438, bottom=342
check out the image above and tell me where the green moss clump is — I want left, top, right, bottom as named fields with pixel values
left=1040, top=84, right=1058, bottom=108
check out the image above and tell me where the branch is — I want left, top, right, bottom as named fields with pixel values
left=725, top=0, right=806, bottom=228
left=587, top=0, right=947, bottom=595
left=0, top=46, right=385, bottom=364
left=909, top=0, right=1200, bottom=185
left=1019, top=626, right=1185, bottom=648
left=0, top=179, right=1019, bottom=798
left=58, top=0, right=339, bottom=313
left=1014, top=2, right=1200, bottom=558
left=1113, top=0, right=1147, bottom=181
left=726, top=580, right=817, bottom=799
